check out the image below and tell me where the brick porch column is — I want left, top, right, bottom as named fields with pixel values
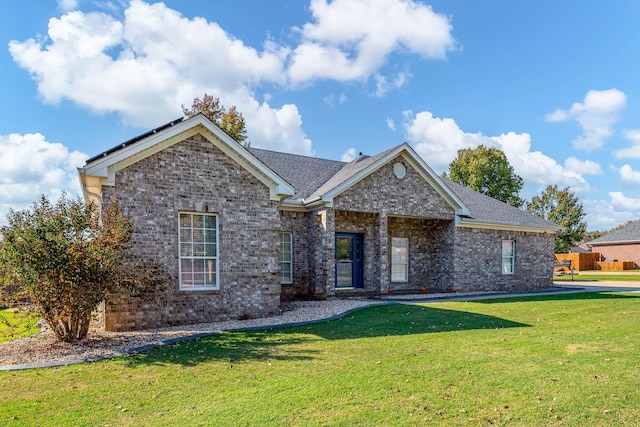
left=376, top=212, right=389, bottom=293
left=314, top=208, right=336, bottom=298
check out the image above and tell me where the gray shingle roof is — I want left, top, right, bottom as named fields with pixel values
left=589, top=220, right=640, bottom=245
left=87, top=118, right=559, bottom=232
left=442, top=180, right=561, bottom=230
left=305, top=146, right=400, bottom=203
left=85, top=117, right=184, bottom=164
left=251, top=146, right=560, bottom=231
left=248, top=147, right=345, bottom=201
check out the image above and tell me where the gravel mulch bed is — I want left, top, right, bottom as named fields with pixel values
left=0, top=299, right=378, bottom=369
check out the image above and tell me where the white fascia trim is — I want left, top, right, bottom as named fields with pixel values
left=301, top=199, right=332, bottom=210
left=315, top=143, right=470, bottom=216
left=456, top=219, right=561, bottom=234
left=83, top=119, right=199, bottom=180
left=399, top=146, right=470, bottom=216
left=196, top=125, right=295, bottom=200
left=589, top=240, right=640, bottom=246
left=317, top=145, right=403, bottom=203
left=82, top=115, right=295, bottom=200
left=278, top=202, right=309, bottom=213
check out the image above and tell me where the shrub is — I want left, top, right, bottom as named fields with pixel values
left=0, top=194, right=164, bottom=342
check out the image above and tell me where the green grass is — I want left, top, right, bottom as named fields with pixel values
left=0, top=309, right=39, bottom=343
left=2, top=292, right=640, bottom=426
left=555, top=273, right=640, bottom=282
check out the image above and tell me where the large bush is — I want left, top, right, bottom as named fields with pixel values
left=0, top=194, right=164, bottom=342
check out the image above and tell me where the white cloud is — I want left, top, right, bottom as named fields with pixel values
left=582, top=197, right=638, bottom=231
left=545, top=88, right=626, bottom=152
left=403, top=110, right=593, bottom=192
left=58, top=0, right=79, bottom=12
left=323, top=92, right=347, bottom=106
left=613, top=129, right=640, bottom=159
left=245, top=99, right=314, bottom=155
left=374, top=71, right=411, bottom=97
left=386, top=117, right=396, bottom=131
left=609, top=191, right=640, bottom=211
left=288, top=0, right=456, bottom=84
left=8, top=1, right=311, bottom=154
left=564, top=157, right=603, bottom=176
left=341, top=148, right=358, bottom=162
left=0, top=133, right=87, bottom=225
left=9, top=0, right=453, bottom=156
left=619, top=164, right=640, bottom=185
left=403, top=111, right=489, bottom=171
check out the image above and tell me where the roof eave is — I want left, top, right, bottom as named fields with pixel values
left=456, top=218, right=561, bottom=234
left=589, top=240, right=640, bottom=246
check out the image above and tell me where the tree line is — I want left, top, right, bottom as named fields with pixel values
left=443, top=145, right=586, bottom=253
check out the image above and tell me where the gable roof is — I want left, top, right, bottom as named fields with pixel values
left=85, top=117, right=185, bottom=164
left=79, top=114, right=295, bottom=201
left=253, top=144, right=559, bottom=233
left=589, top=220, right=640, bottom=245
left=81, top=117, right=560, bottom=233
left=303, top=146, right=400, bottom=203
left=254, top=143, right=470, bottom=216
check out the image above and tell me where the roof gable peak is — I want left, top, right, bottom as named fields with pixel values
left=79, top=114, right=294, bottom=201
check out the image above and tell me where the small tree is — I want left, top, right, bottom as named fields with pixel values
left=527, top=185, right=587, bottom=253
left=0, top=194, right=163, bottom=342
left=182, top=93, right=248, bottom=145
left=442, top=145, right=525, bottom=208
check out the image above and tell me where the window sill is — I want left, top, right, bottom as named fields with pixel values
left=179, top=287, right=220, bottom=292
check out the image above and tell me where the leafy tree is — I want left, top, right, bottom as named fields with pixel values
left=0, top=194, right=164, bottom=342
left=527, top=185, right=587, bottom=253
left=442, top=145, right=525, bottom=207
left=585, top=230, right=605, bottom=240
left=182, top=93, right=248, bottom=144
left=609, top=220, right=635, bottom=233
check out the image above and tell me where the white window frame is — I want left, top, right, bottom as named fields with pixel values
left=280, top=232, right=293, bottom=284
left=502, top=239, right=515, bottom=275
left=391, top=237, right=409, bottom=282
left=178, top=212, right=219, bottom=291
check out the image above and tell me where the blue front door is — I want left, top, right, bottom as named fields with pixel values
left=335, top=233, right=364, bottom=288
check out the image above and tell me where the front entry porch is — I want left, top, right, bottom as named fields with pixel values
left=315, top=209, right=455, bottom=299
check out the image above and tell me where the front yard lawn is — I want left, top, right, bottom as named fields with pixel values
left=0, top=309, right=38, bottom=344
left=2, top=292, right=639, bottom=425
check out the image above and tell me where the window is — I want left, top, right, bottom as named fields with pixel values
left=179, top=213, right=218, bottom=290
left=502, top=240, right=515, bottom=274
left=280, top=232, right=293, bottom=284
left=391, top=237, right=409, bottom=282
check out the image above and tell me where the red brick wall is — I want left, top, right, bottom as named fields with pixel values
left=592, top=244, right=640, bottom=268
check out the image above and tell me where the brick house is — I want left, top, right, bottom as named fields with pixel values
left=78, top=114, right=561, bottom=331
left=588, top=220, right=640, bottom=268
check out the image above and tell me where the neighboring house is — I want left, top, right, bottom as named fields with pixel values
left=588, top=220, right=640, bottom=268
left=570, top=238, right=593, bottom=253
left=78, top=114, right=561, bottom=331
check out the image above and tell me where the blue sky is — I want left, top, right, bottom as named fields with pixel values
left=1, top=0, right=640, bottom=231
